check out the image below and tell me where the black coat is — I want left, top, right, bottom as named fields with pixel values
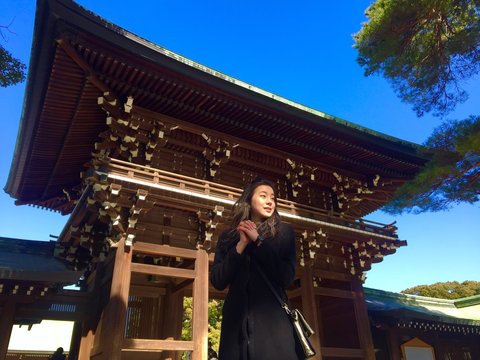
left=211, top=223, right=304, bottom=360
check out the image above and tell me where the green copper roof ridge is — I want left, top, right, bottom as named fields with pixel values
left=73, top=0, right=422, bottom=150
left=364, top=287, right=480, bottom=325
left=454, top=294, right=480, bottom=308
left=365, top=287, right=460, bottom=305
left=365, top=287, right=480, bottom=311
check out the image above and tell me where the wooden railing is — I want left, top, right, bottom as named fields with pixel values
left=6, top=351, right=69, bottom=360
left=104, top=157, right=399, bottom=240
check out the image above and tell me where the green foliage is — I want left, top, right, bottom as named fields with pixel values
left=1, top=23, right=27, bottom=87
left=0, top=44, right=25, bottom=87
left=401, top=281, right=480, bottom=299
left=384, top=116, right=480, bottom=213
left=182, top=297, right=193, bottom=342
left=181, top=297, right=223, bottom=359
left=354, top=0, right=480, bottom=117
left=355, top=1, right=480, bottom=212
left=207, top=298, right=223, bottom=354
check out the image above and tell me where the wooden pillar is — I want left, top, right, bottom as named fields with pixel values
left=78, top=263, right=104, bottom=360
left=0, top=301, right=16, bottom=360
left=78, top=328, right=95, bottom=360
left=161, top=285, right=185, bottom=360
left=192, top=249, right=209, bottom=360
left=91, top=238, right=132, bottom=360
left=386, top=327, right=401, bottom=360
left=300, top=266, right=322, bottom=359
left=351, top=279, right=375, bottom=360
left=68, top=321, right=83, bottom=360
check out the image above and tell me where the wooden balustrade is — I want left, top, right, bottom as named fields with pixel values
left=105, top=157, right=399, bottom=240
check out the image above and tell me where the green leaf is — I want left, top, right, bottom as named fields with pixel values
left=0, top=44, right=26, bottom=87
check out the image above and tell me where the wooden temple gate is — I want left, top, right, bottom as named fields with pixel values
left=4, top=1, right=429, bottom=359
left=66, top=151, right=406, bottom=360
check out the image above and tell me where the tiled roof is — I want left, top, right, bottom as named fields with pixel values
left=365, top=287, right=480, bottom=326
left=5, top=0, right=428, bottom=215
left=0, top=237, right=82, bottom=284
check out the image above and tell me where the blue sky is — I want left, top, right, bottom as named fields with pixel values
left=1, top=0, right=479, bottom=292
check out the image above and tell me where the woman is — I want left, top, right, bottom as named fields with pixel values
left=211, top=178, right=304, bottom=360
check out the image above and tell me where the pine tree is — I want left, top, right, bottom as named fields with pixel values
left=354, top=0, right=480, bottom=213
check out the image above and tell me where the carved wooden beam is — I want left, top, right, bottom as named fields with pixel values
left=62, top=163, right=158, bottom=268
left=330, top=172, right=396, bottom=213
left=124, top=189, right=155, bottom=247
left=200, top=134, right=236, bottom=179
left=57, top=38, right=116, bottom=102
left=96, top=96, right=178, bottom=165
left=285, top=158, right=317, bottom=199
left=196, top=205, right=224, bottom=250
left=129, top=105, right=383, bottom=179
left=298, top=228, right=329, bottom=267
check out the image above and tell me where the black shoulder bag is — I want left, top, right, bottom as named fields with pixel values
left=254, top=261, right=316, bottom=358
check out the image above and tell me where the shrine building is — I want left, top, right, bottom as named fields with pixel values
left=3, top=0, right=460, bottom=359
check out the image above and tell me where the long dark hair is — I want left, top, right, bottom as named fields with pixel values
left=230, top=177, right=281, bottom=238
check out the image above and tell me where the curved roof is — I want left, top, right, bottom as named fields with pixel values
left=365, top=287, right=480, bottom=326
left=0, top=237, right=82, bottom=285
left=5, top=0, right=428, bottom=213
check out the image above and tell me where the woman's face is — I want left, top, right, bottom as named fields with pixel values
left=250, top=184, right=276, bottom=222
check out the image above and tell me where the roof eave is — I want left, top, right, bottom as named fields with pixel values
left=6, top=0, right=428, bottom=201
left=4, top=0, right=60, bottom=198
left=45, top=0, right=426, bottom=153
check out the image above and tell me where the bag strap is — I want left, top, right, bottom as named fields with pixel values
left=252, top=259, right=292, bottom=316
